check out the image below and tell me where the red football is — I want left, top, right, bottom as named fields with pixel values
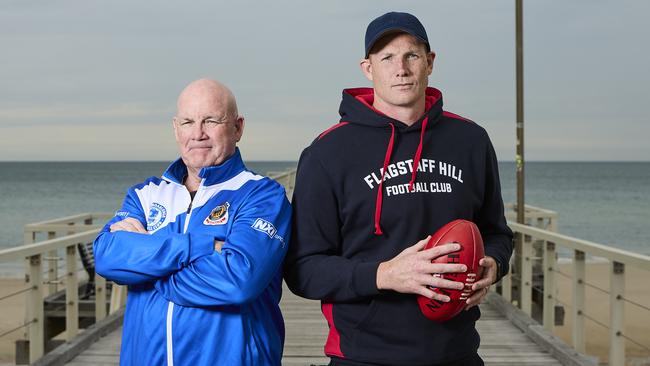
left=417, top=219, right=485, bottom=322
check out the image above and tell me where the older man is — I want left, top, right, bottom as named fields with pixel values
left=284, top=12, right=513, bottom=366
left=95, top=79, right=291, bottom=366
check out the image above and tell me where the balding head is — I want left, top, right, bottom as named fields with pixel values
left=173, top=78, right=245, bottom=175
left=177, top=78, right=239, bottom=119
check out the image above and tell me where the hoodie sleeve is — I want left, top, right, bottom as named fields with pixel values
left=153, top=180, right=291, bottom=307
left=475, top=138, right=514, bottom=283
left=93, top=185, right=214, bottom=286
left=283, top=148, right=381, bottom=302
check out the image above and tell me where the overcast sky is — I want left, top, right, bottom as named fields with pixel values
left=1, top=1, right=648, bottom=162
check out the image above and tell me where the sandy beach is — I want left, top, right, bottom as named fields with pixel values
left=0, top=278, right=27, bottom=364
left=0, top=262, right=648, bottom=364
left=554, top=262, right=650, bottom=364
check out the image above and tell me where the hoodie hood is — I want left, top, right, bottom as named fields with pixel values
left=339, top=87, right=444, bottom=130
left=336, top=87, right=445, bottom=235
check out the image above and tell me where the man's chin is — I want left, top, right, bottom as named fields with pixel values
left=184, top=157, right=212, bottom=170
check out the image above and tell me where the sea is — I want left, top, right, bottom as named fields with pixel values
left=0, top=161, right=648, bottom=276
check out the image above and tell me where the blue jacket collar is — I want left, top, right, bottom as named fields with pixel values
left=162, top=148, right=247, bottom=187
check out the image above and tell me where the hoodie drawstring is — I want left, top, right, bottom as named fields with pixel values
left=409, top=116, right=429, bottom=192
left=374, top=123, right=395, bottom=235
left=374, top=117, right=429, bottom=236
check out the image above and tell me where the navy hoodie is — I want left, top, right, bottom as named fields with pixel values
left=284, top=87, right=513, bottom=365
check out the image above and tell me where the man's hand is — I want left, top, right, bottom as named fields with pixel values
left=465, top=256, right=498, bottom=310
left=376, top=236, right=466, bottom=303
left=214, top=240, right=224, bottom=253
left=110, top=218, right=148, bottom=234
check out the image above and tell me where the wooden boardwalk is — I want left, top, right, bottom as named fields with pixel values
left=64, top=286, right=564, bottom=366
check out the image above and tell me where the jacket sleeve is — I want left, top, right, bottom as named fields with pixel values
left=283, top=148, right=380, bottom=302
left=475, top=138, right=514, bottom=283
left=153, top=180, right=291, bottom=307
left=94, top=185, right=214, bottom=286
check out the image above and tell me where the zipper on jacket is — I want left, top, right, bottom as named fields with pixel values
left=183, top=184, right=202, bottom=233
left=168, top=180, right=203, bottom=366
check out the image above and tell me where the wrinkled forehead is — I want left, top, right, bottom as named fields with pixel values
left=176, top=88, right=236, bottom=119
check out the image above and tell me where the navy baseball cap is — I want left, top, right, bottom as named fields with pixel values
left=364, top=12, right=430, bottom=57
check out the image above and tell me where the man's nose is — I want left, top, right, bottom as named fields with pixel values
left=395, top=58, right=410, bottom=77
left=189, top=122, right=208, bottom=139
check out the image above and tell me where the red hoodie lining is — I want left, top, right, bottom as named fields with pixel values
left=442, top=111, right=474, bottom=124
left=409, top=116, right=429, bottom=192
left=374, top=123, right=395, bottom=235
left=318, top=122, right=350, bottom=140
left=354, top=94, right=438, bottom=118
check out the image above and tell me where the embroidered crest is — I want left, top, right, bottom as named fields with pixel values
left=146, top=203, right=167, bottom=231
left=204, top=202, right=230, bottom=225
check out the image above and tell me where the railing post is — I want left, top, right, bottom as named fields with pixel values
left=66, top=245, right=79, bottom=340
left=609, top=261, right=625, bottom=366
left=520, top=234, right=533, bottom=316
left=26, top=253, right=44, bottom=361
left=110, top=285, right=127, bottom=314
left=548, top=212, right=558, bottom=232
left=95, top=275, right=107, bottom=322
left=501, top=255, right=513, bottom=302
left=543, top=241, right=556, bottom=331
left=47, top=231, right=58, bottom=295
left=572, top=250, right=586, bottom=353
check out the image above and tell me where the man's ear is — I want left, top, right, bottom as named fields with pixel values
left=172, top=117, right=179, bottom=140
left=360, top=58, right=374, bottom=82
left=234, top=116, right=245, bottom=142
left=427, top=51, right=435, bottom=75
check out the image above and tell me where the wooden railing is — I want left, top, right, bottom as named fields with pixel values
left=503, top=205, right=650, bottom=366
left=0, top=213, right=115, bottom=363
left=267, top=169, right=296, bottom=198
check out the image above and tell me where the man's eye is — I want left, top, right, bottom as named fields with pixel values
left=205, top=119, right=221, bottom=126
left=407, top=54, right=419, bottom=60
left=381, top=55, right=392, bottom=61
left=181, top=121, right=193, bottom=126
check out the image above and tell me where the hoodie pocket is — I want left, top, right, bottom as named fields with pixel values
left=347, top=294, right=481, bottom=364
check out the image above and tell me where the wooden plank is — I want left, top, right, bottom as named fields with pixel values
left=609, top=261, right=625, bottom=366
left=62, top=286, right=573, bottom=366
left=65, top=245, right=79, bottom=340
left=573, top=250, right=586, bottom=353
left=26, top=251, right=44, bottom=362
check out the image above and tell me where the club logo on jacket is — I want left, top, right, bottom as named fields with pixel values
left=361, top=158, right=466, bottom=197
left=204, top=202, right=230, bottom=225
left=146, top=203, right=167, bottom=231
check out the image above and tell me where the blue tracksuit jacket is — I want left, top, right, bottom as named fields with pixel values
left=94, top=149, right=291, bottom=366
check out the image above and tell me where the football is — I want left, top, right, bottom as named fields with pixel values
left=416, top=219, right=485, bottom=322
